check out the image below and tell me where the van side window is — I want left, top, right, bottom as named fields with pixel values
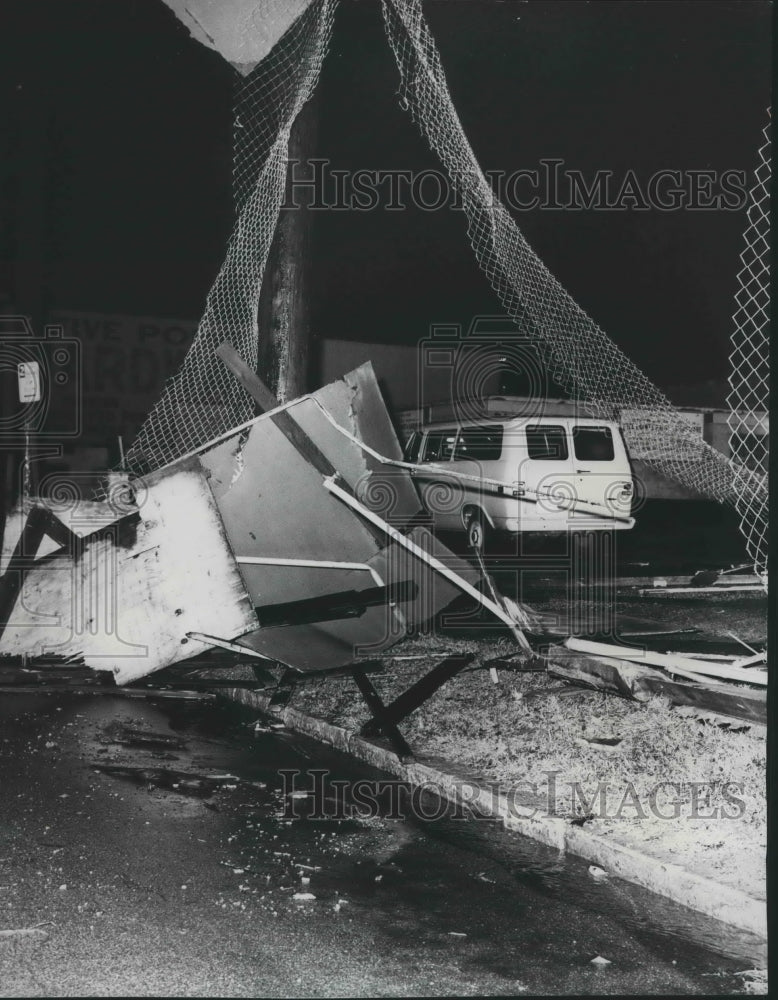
left=422, top=429, right=458, bottom=462
left=454, top=425, right=504, bottom=461
left=526, top=425, right=568, bottom=460
left=404, top=432, right=421, bottom=463
left=573, top=426, right=615, bottom=462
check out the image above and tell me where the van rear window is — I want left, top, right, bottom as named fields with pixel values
left=526, top=425, right=568, bottom=460
left=422, top=429, right=458, bottom=462
left=573, top=426, right=615, bottom=462
left=454, top=425, right=504, bottom=461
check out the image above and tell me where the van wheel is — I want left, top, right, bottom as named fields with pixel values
left=466, top=512, right=487, bottom=552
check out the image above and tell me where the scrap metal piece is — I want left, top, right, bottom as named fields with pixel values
left=323, top=474, right=533, bottom=650
left=360, top=653, right=474, bottom=738
left=351, top=663, right=415, bottom=762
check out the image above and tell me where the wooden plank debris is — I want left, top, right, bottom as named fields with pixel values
left=546, top=645, right=766, bottom=726
left=564, top=638, right=767, bottom=686
left=636, top=584, right=765, bottom=596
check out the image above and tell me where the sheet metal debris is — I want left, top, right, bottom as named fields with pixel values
left=0, top=363, right=525, bottom=691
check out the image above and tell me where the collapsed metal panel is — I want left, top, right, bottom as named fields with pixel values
left=196, top=362, right=477, bottom=672
left=0, top=363, right=490, bottom=683
left=228, top=526, right=478, bottom=671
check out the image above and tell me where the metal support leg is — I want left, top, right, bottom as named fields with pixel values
left=351, top=664, right=415, bottom=763
left=360, top=653, right=474, bottom=738
left=268, top=667, right=300, bottom=710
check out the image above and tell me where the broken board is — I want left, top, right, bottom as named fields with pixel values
left=0, top=458, right=257, bottom=684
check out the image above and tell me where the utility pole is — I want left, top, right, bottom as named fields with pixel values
left=256, top=91, right=318, bottom=401
left=158, top=1, right=321, bottom=402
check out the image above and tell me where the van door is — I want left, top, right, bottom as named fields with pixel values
left=451, top=423, right=506, bottom=529
left=572, top=424, right=633, bottom=520
left=414, top=427, right=461, bottom=531
left=519, top=422, right=578, bottom=529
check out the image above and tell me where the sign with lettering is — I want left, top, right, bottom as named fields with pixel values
left=48, top=310, right=198, bottom=445
left=17, top=361, right=41, bottom=403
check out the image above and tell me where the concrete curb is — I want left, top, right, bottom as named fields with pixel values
left=226, top=687, right=767, bottom=941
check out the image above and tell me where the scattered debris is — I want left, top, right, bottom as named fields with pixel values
left=689, top=564, right=752, bottom=588
left=564, top=638, right=767, bottom=686
left=588, top=865, right=609, bottom=882
left=92, top=764, right=235, bottom=798
left=292, top=892, right=316, bottom=901
left=483, top=654, right=548, bottom=673
left=105, top=723, right=188, bottom=751
left=546, top=644, right=766, bottom=726
left=735, top=968, right=768, bottom=995
left=574, top=736, right=622, bottom=753
left=590, top=955, right=612, bottom=967
left=0, top=928, right=49, bottom=941
left=638, top=583, right=764, bottom=596
left=726, top=631, right=761, bottom=656
left=673, top=706, right=763, bottom=734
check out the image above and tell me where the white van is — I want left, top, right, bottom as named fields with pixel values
left=403, top=415, right=635, bottom=548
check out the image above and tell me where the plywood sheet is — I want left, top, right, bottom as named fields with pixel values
left=0, top=460, right=256, bottom=684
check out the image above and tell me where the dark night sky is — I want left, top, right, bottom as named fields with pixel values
left=0, top=0, right=772, bottom=396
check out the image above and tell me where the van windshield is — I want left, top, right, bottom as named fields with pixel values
left=404, top=432, right=421, bottom=463
left=454, top=425, right=504, bottom=461
left=422, top=429, right=458, bottom=462
left=526, top=425, right=568, bottom=460
left=573, top=426, right=615, bottom=462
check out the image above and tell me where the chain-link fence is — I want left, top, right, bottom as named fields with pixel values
left=124, top=0, right=766, bottom=581
left=727, top=115, right=770, bottom=580
left=125, top=0, right=336, bottom=475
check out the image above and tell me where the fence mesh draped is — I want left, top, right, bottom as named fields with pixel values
left=125, top=0, right=767, bottom=577
left=727, top=116, right=770, bottom=580
left=124, top=0, right=336, bottom=475
left=381, top=2, right=741, bottom=492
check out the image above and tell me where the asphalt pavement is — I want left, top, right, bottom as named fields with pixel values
left=0, top=691, right=763, bottom=997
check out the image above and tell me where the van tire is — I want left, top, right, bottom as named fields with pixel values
left=465, top=511, right=488, bottom=552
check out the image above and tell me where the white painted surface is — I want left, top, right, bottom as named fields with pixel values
left=159, top=0, right=313, bottom=73
left=0, top=464, right=257, bottom=684
left=0, top=498, right=126, bottom=576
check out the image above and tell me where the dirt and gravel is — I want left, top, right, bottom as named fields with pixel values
left=280, top=590, right=767, bottom=906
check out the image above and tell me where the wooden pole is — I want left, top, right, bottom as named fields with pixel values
left=256, top=90, right=319, bottom=401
